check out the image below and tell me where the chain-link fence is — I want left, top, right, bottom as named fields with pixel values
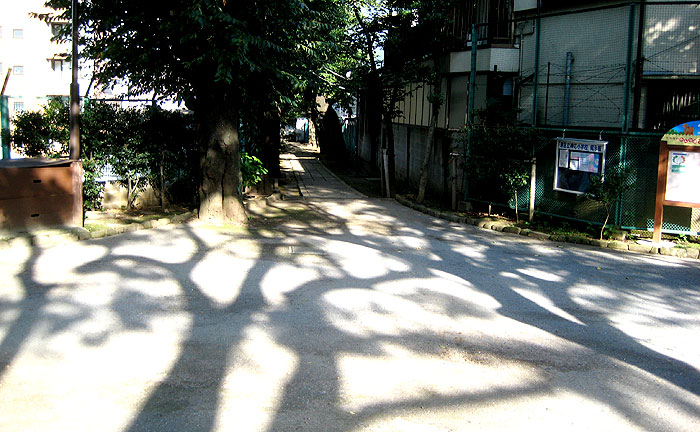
left=462, top=1, right=700, bottom=234
left=516, top=1, right=700, bottom=132
left=463, top=127, right=699, bottom=234
left=529, top=129, right=662, bottom=230
left=342, top=118, right=358, bottom=158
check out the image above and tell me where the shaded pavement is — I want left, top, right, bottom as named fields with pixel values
left=1, top=143, right=699, bottom=431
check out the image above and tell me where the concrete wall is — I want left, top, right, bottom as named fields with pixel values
left=517, top=5, right=633, bottom=128
left=356, top=120, right=457, bottom=200
left=517, top=2, right=700, bottom=129
left=644, top=3, right=700, bottom=76
left=101, top=182, right=164, bottom=210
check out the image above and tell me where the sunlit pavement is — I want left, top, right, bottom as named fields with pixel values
left=1, top=146, right=699, bottom=431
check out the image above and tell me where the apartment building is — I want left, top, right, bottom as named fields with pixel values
left=0, top=0, right=80, bottom=158
left=352, top=0, right=699, bottom=232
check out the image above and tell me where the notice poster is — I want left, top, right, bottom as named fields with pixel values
left=666, top=151, right=700, bottom=204
left=568, top=153, right=580, bottom=170
left=671, top=152, right=687, bottom=173
left=575, top=152, right=600, bottom=173
left=558, top=150, right=569, bottom=168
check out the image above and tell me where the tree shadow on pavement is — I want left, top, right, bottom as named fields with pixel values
left=1, top=194, right=699, bottom=431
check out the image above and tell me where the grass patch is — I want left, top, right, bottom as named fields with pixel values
left=84, top=223, right=109, bottom=232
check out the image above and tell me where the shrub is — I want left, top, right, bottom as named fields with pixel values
left=585, top=165, right=636, bottom=240
left=241, top=152, right=268, bottom=190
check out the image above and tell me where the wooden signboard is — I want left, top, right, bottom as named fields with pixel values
left=653, top=120, right=700, bottom=242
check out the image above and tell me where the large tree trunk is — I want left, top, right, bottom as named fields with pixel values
left=198, top=103, right=247, bottom=223
left=262, top=107, right=281, bottom=179
left=417, top=108, right=441, bottom=203
left=417, top=63, right=443, bottom=204
left=381, top=110, right=396, bottom=198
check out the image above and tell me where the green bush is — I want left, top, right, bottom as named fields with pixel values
left=82, top=157, right=105, bottom=211
left=11, top=99, right=198, bottom=210
left=585, top=165, right=636, bottom=240
left=241, top=152, right=268, bottom=190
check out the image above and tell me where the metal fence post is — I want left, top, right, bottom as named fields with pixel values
left=463, top=23, right=479, bottom=201
left=0, top=95, right=9, bottom=159
left=616, top=3, right=636, bottom=227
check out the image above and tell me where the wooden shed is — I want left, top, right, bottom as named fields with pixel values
left=0, top=159, right=83, bottom=230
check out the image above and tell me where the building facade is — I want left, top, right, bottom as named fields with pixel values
left=0, top=0, right=91, bottom=158
left=515, top=0, right=700, bottom=131
left=353, top=0, right=700, bottom=233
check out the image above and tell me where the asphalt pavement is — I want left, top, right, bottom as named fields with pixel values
left=1, top=143, right=699, bottom=431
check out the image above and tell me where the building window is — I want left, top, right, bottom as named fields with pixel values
left=13, top=29, right=23, bottom=39
left=14, top=102, right=24, bottom=113
left=51, top=23, right=68, bottom=38
left=51, top=59, right=69, bottom=72
left=13, top=66, right=24, bottom=75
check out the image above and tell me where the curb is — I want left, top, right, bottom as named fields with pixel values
left=0, top=210, right=198, bottom=250
left=394, top=195, right=699, bottom=261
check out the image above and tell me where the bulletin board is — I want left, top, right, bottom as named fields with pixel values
left=554, top=138, right=607, bottom=194
left=653, top=120, right=700, bottom=242
left=665, top=151, right=700, bottom=204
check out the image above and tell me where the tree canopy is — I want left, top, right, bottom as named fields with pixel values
left=42, top=0, right=351, bottom=222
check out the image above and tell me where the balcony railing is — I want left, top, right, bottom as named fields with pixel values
left=448, top=0, right=514, bottom=48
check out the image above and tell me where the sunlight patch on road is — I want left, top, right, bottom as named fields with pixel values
left=30, top=243, right=109, bottom=284
left=112, top=227, right=199, bottom=263
left=323, top=240, right=410, bottom=279
left=191, top=252, right=254, bottom=306
left=517, top=267, right=564, bottom=282
left=280, top=157, right=306, bottom=173
left=260, top=263, right=320, bottom=306
left=215, top=325, right=297, bottom=431
left=447, top=243, right=488, bottom=260
left=568, top=283, right=620, bottom=315
left=425, top=269, right=502, bottom=310
left=0, top=293, right=191, bottom=432
left=512, top=288, right=585, bottom=326
left=338, top=343, right=546, bottom=416
left=323, top=277, right=500, bottom=338
left=323, top=289, right=431, bottom=337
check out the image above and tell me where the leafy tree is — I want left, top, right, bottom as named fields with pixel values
left=585, top=165, right=636, bottom=240
left=406, top=0, right=460, bottom=203
left=10, top=97, right=202, bottom=210
left=346, top=0, right=458, bottom=199
left=349, top=1, right=424, bottom=197
left=42, top=0, right=349, bottom=223
left=11, top=97, right=69, bottom=157
left=462, top=104, right=539, bottom=220
left=141, top=106, right=198, bottom=206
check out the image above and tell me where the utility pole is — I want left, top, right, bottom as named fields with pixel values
left=529, top=0, right=542, bottom=222
left=69, top=0, right=80, bottom=160
left=0, top=69, right=11, bottom=159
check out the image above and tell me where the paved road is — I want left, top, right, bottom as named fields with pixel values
left=1, top=145, right=699, bottom=431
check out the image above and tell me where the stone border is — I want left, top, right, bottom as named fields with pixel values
left=395, top=195, right=700, bottom=260
left=0, top=210, right=197, bottom=250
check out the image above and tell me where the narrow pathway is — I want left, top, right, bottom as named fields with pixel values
left=279, top=142, right=365, bottom=201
